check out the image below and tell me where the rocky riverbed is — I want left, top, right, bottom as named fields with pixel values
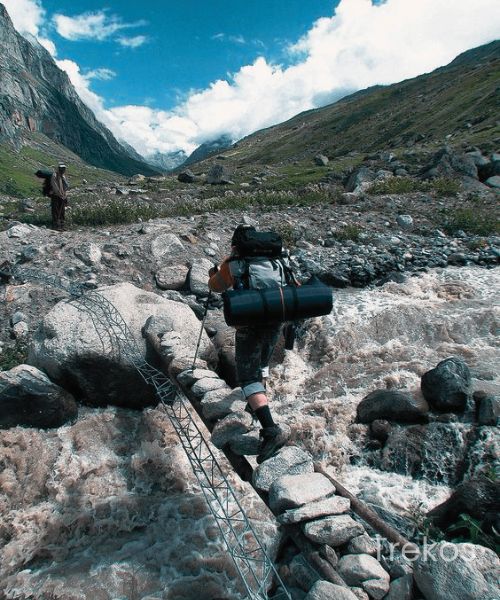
left=0, top=185, right=499, bottom=599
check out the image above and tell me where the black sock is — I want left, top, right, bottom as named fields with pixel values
left=254, top=405, right=276, bottom=429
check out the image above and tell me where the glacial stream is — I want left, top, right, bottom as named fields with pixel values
left=270, top=266, right=499, bottom=518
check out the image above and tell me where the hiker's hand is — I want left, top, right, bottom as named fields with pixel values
left=208, top=266, right=218, bottom=277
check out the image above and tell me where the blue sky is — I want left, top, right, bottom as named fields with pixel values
left=4, top=0, right=500, bottom=157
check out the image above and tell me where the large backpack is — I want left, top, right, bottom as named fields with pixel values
left=35, top=169, right=53, bottom=197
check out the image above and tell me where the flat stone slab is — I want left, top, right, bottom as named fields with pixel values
left=190, top=377, right=227, bottom=398
left=338, top=554, right=390, bottom=600
left=253, top=446, right=314, bottom=492
left=278, top=496, right=350, bottom=524
left=177, top=368, right=219, bottom=387
left=269, top=473, right=336, bottom=514
left=304, top=515, right=365, bottom=547
left=201, top=387, right=246, bottom=420
left=229, top=432, right=261, bottom=456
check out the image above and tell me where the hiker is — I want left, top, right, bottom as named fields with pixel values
left=208, top=224, right=291, bottom=463
left=46, top=164, right=69, bottom=230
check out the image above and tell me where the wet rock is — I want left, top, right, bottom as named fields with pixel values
left=150, top=233, right=185, bottom=262
left=210, top=411, right=252, bottom=448
left=314, top=154, right=329, bottom=166
left=269, top=473, right=336, bottom=514
left=338, top=554, right=389, bottom=599
left=177, top=169, right=196, bottom=183
left=427, top=476, right=500, bottom=530
left=474, top=391, right=499, bottom=426
left=357, top=389, right=429, bottom=424
left=188, top=258, right=214, bottom=296
left=384, top=574, right=413, bottom=600
left=305, top=581, right=358, bottom=600
left=346, top=534, right=378, bottom=556
left=421, top=356, right=472, bottom=412
left=200, top=387, right=246, bottom=420
left=253, top=446, right=314, bottom=492
left=414, top=542, right=500, bottom=600
left=74, top=242, right=101, bottom=266
left=28, top=283, right=215, bottom=409
left=381, top=422, right=471, bottom=485
left=155, top=264, right=189, bottom=290
left=370, top=419, right=391, bottom=443
left=278, top=496, right=350, bottom=525
left=304, top=515, right=365, bottom=547
left=0, top=364, right=77, bottom=428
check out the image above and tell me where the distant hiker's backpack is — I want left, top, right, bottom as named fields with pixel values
left=35, top=169, right=53, bottom=197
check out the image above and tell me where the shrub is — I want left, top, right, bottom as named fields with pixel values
left=442, top=208, right=499, bottom=236
left=432, top=177, right=460, bottom=197
left=0, top=341, right=28, bottom=371
left=334, top=224, right=362, bottom=242
left=368, top=177, right=427, bottom=195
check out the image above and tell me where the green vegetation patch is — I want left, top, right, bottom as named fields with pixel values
left=0, top=341, right=28, bottom=372
left=441, top=207, right=499, bottom=236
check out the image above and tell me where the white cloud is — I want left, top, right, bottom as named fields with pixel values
left=2, top=0, right=44, bottom=37
left=82, top=0, right=500, bottom=157
left=53, top=10, right=146, bottom=42
left=86, top=68, right=117, bottom=81
left=117, top=35, right=148, bottom=48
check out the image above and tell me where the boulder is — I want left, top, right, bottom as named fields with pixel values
left=188, top=258, right=214, bottom=297
left=474, top=391, right=499, bottom=426
left=229, top=431, right=261, bottom=456
left=344, top=168, right=375, bottom=193
left=357, top=389, right=429, bottom=424
left=269, top=473, right=336, bottom=514
left=190, top=376, right=227, bottom=398
left=289, top=554, right=322, bottom=592
left=150, top=233, right=185, bottom=262
left=207, top=164, right=232, bottom=184
left=485, top=175, right=500, bottom=189
left=253, top=446, right=314, bottom=492
left=370, top=419, right=391, bottom=443
left=305, top=581, right=358, bottom=600
left=278, top=496, right=350, bottom=525
left=210, top=411, right=253, bottom=448
left=338, top=554, right=389, bottom=599
left=200, top=387, right=246, bottom=421
left=346, top=534, right=378, bottom=556
left=384, top=574, right=412, bottom=600
left=396, top=215, right=413, bottom=230
left=155, top=264, right=189, bottom=290
left=414, top=542, right=500, bottom=600
left=421, top=357, right=471, bottom=412
left=74, top=242, right=101, bottom=266
left=304, top=515, right=365, bottom=547
left=427, top=476, right=500, bottom=530
left=177, top=169, right=196, bottom=183
left=0, top=364, right=77, bottom=428
left=314, top=154, right=329, bottom=166
left=421, top=147, right=478, bottom=179
left=28, top=283, right=215, bottom=409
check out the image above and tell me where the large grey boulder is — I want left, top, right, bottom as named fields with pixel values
left=338, top=554, right=390, bottom=599
left=269, top=473, right=336, bottom=514
left=177, top=169, right=196, bottom=183
left=155, top=264, right=189, bottom=290
left=200, top=387, right=246, bottom=421
left=421, top=357, right=471, bottom=412
left=305, top=581, right=358, bottom=600
left=345, top=168, right=375, bottom=193
left=210, top=411, right=253, bottom=448
left=0, top=364, right=77, bottom=428
left=421, top=147, right=478, bottom=180
left=74, top=242, right=101, bottom=266
left=413, top=542, right=500, bottom=600
left=357, top=389, right=429, bottom=423
left=253, top=446, right=314, bottom=492
left=28, top=283, right=215, bottom=409
left=385, top=574, right=413, bottom=600
left=206, top=164, right=232, bottom=184
left=304, top=515, right=365, bottom=547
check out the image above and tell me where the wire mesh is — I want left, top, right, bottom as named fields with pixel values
left=8, top=265, right=292, bottom=600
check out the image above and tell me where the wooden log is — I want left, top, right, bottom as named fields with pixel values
left=314, top=462, right=420, bottom=559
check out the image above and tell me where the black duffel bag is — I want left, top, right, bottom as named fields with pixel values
left=222, top=276, right=333, bottom=327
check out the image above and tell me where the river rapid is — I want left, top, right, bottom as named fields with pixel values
left=270, top=266, right=499, bottom=519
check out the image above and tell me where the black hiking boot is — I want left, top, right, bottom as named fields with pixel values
left=257, top=425, right=289, bottom=464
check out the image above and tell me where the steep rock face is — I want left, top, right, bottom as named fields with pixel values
left=0, top=3, right=158, bottom=176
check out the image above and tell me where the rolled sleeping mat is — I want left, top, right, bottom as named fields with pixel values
left=223, top=278, right=333, bottom=327
left=35, top=168, right=53, bottom=179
